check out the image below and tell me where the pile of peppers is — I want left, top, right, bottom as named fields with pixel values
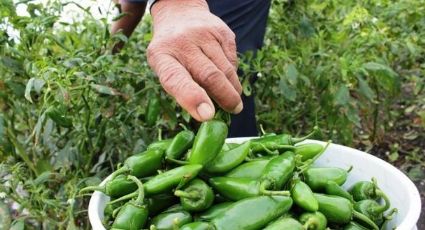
left=80, top=119, right=397, bottom=230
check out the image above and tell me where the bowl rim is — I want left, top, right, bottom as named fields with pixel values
left=88, top=138, right=421, bottom=230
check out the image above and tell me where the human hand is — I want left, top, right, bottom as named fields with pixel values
left=147, top=0, right=242, bottom=121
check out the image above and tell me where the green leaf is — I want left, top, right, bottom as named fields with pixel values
left=362, top=62, right=400, bottom=93
left=24, top=78, right=35, bottom=103
left=0, top=201, right=11, bottom=230
left=407, top=165, right=425, bottom=182
left=334, top=84, right=350, bottom=106
left=10, top=220, right=25, bottom=230
left=357, top=76, right=376, bottom=100
left=286, top=63, right=298, bottom=85
left=90, top=83, right=122, bottom=96
left=279, top=77, right=297, bottom=102
left=0, top=114, right=4, bottom=145
left=33, top=171, right=52, bottom=186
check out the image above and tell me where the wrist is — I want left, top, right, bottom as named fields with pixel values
left=151, top=0, right=208, bottom=16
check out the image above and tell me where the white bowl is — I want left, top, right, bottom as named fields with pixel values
left=89, top=138, right=421, bottom=230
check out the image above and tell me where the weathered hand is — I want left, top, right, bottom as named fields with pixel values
left=147, top=0, right=242, bottom=121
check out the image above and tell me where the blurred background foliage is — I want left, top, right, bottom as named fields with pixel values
left=0, top=0, right=424, bottom=228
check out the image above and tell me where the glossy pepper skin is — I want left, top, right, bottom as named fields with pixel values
left=349, top=178, right=386, bottom=202
left=299, top=211, right=327, bottom=230
left=166, top=130, right=194, bottom=161
left=314, top=193, right=378, bottom=230
left=354, top=196, right=390, bottom=226
left=145, top=164, right=203, bottom=195
left=225, top=159, right=269, bottom=179
left=209, top=177, right=289, bottom=201
left=180, top=222, right=215, bottom=230
left=112, top=148, right=164, bottom=179
left=325, top=181, right=353, bottom=202
left=80, top=174, right=137, bottom=198
left=205, top=141, right=251, bottom=173
left=112, top=176, right=148, bottom=230
left=261, top=151, right=295, bottom=190
left=174, top=179, right=214, bottom=212
left=211, top=195, right=293, bottom=230
left=263, top=217, right=304, bottom=230
left=291, top=179, right=319, bottom=212
left=146, top=193, right=179, bottom=217
left=196, top=202, right=233, bottom=221
left=150, top=210, right=192, bottom=230
left=148, top=139, right=173, bottom=151
left=188, top=120, right=228, bottom=166
left=343, top=222, right=369, bottom=230
left=304, top=167, right=348, bottom=191
left=146, top=97, right=161, bottom=126
left=295, top=143, right=324, bottom=162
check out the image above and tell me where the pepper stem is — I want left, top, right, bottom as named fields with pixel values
left=108, top=191, right=137, bottom=205
left=259, top=181, right=290, bottom=196
left=79, top=185, right=105, bottom=195
left=110, top=165, right=131, bottom=180
left=291, top=126, right=319, bottom=144
left=346, top=165, right=354, bottom=173
left=303, top=218, right=319, bottom=230
left=372, top=190, right=391, bottom=213
left=298, top=140, right=331, bottom=173
left=166, top=158, right=189, bottom=165
left=353, top=210, right=379, bottom=230
left=127, top=175, right=145, bottom=205
left=257, top=143, right=279, bottom=155
left=174, top=190, right=200, bottom=200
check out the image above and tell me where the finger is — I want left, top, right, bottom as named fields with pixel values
left=182, top=50, right=243, bottom=114
left=148, top=53, right=215, bottom=121
left=213, top=27, right=238, bottom=69
left=201, top=41, right=242, bottom=95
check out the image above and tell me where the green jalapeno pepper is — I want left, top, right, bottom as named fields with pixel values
left=146, top=193, right=179, bottom=217
left=209, top=177, right=289, bottom=201
left=179, top=222, right=215, bottom=230
left=45, top=106, right=73, bottom=128
left=150, top=210, right=192, bottom=230
left=225, top=159, right=269, bottom=179
left=314, top=193, right=378, bottom=230
left=349, top=178, right=386, bottom=202
left=211, top=195, right=293, bottom=230
left=260, top=151, right=295, bottom=191
left=166, top=130, right=194, bottom=161
left=299, top=211, right=327, bottom=230
left=174, top=178, right=214, bottom=212
left=205, top=141, right=251, bottom=174
left=295, top=143, right=325, bottom=162
left=325, top=181, right=354, bottom=202
left=304, top=167, right=349, bottom=191
left=110, top=148, right=165, bottom=179
left=250, top=126, right=318, bottom=153
left=291, top=179, right=318, bottom=212
left=148, top=139, right=173, bottom=151
left=80, top=174, right=137, bottom=198
left=343, top=221, right=369, bottom=230
left=263, top=217, right=304, bottom=230
left=146, top=97, right=161, bottom=127
left=188, top=120, right=228, bottom=166
left=354, top=196, right=390, bottom=226
left=196, top=202, right=233, bottom=221
left=112, top=175, right=148, bottom=230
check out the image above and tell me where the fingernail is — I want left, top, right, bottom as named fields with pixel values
left=232, top=102, right=243, bottom=114
left=197, top=103, right=214, bottom=120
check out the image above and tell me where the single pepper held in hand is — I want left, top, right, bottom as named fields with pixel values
left=111, top=175, right=148, bottom=230
left=188, top=119, right=228, bottom=166
left=174, top=178, right=214, bottom=212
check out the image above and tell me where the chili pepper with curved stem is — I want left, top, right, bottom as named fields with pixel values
left=250, top=126, right=319, bottom=153
left=325, top=181, right=354, bottom=202
left=146, top=96, right=161, bottom=127
left=304, top=166, right=351, bottom=191
left=179, top=222, right=215, bottom=230
left=211, top=195, right=293, bottom=230
left=349, top=177, right=386, bottom=202
left=166, top=130, right=194, bottom=161
left=209, top=177, right=289, bottom=201
left=174, top=179, right=214, bottom=212
left=314, top=193, right=379, bottom=230
left=343, top=221, right=369, bottom=230
left=225, top=159, right=269, bottom=179
left=148, top=139, right=173, bottom=151
left=79, top=174, right=137, bottom=198
left=263, top=217, right=304, bottom=230
left=299, top=211, right=327, bottom=230
left=291, top=179, right=318, bottom=212
left=205, top=141, right=251, bottom=174
left=149, top=209, right=192, bottom=230
left=353, top=192, right=391, bottom=226
left=188, top=119, right=228, bottom=166
left=295, top=143, right=325, bottom=162
left=260, top=151, right=296, bottom=191
left=107, top=148, right=165, bottom=181
left=111, top=175, right=148, bottom=230
left=196, top=202, right=233, bottom=221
